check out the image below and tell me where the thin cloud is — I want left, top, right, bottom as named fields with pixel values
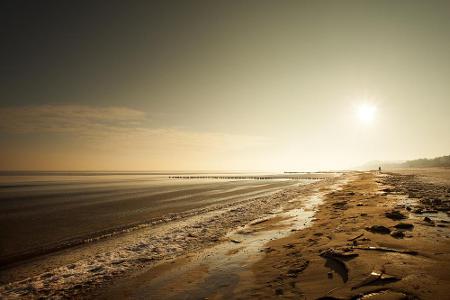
left=0, top=105, right=146, bottom=134
left=0, top=105, right=268, bottom=152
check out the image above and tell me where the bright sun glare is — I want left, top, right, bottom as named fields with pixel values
left=356, top=103, right=377, bottom=123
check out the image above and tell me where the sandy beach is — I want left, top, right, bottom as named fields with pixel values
left=0, top=168, right=449, bottom=299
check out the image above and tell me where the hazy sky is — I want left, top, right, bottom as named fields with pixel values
left=1, top=1, right=449, bottom=171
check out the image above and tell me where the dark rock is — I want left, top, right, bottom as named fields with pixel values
left=41, top=272, right=53, bottom=279
left=89, top=266, right=104, bottom=273
left=111, top=259, right=125, bottom=265
left=385, top=210, right=407, bottom=220
left=275, top=288, right=283, bottom=295
left=431, top=198, right=442, bottom=205
left=366, top=225, right=391, bottom=234
left=209, top=236, right=219, bottom=242
left=390, top=230, right=405, bottom=239
left=320, top=248, right=358, bottom=258
left=286, top=260, right=309, bottom=278
left=287, top=265, right=308, bottom=277
left=394, top=222, right=414, bottom=229
left=423, top=217, right=433, bottom=223
left=332, top=201, right=348, bottom=209
left=134, top=257, right=154, bottom=263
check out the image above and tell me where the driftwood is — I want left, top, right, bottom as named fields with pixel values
left=320, top=248, right=359, bottom=258
left=352, top=246, right=418, bottom=255
left=347, top=233, right=364, bottom=241
left=250, top=218, right=270, bottom=225
left=352, top=270, right=400, bottom=289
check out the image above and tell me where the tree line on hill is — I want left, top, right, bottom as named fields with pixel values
left=360, top=155, right=450, bottom=170
left=402, top=155, right=450, bottom=168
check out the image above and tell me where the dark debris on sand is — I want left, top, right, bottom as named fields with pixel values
left=381, top=173, right=450, bottom=215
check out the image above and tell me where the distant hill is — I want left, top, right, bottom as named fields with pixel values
left=360, top=155, right=450, bottom=170
left=402, top=155, right=450, bottom=168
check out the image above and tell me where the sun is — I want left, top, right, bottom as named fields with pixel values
left=356, top=103, right=377, bottom=123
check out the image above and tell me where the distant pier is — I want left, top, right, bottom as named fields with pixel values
left=168, top=175, right=322, bottom=180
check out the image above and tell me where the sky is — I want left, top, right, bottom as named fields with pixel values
left=0, top=0, right=449, bottom=171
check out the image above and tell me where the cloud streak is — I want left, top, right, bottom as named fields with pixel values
left=0, top=105, right=268, bottom=153
left=0, top=105, right=146, bottom=135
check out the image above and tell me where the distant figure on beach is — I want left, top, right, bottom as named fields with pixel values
left=378, top=166, right=382, bottom=172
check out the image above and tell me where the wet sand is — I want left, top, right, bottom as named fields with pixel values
left=1, top=169, right=449, bottom=299
left=97, top=178, right=347, bottom=299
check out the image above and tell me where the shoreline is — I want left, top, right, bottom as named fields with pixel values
left=95, top=174, right=349, bottom=299
left=0, top=176, right=336, bottom=298
left=1, top=174, right=326, bottom=269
